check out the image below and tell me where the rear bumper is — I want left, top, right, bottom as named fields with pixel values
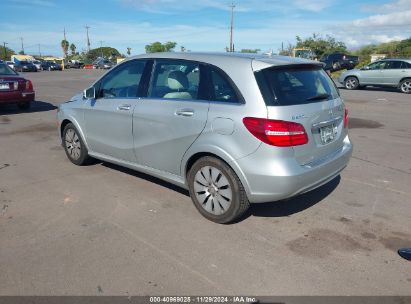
left=234, top=135, right=353, bottom=203
left=0, top=91, right=35, bottom=104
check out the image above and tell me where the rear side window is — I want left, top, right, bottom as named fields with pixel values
left=209, top=68, right=239, bottom=103
left=401, top=61, right=411, bottom=69
left=255, top=66, right=339, bottom=106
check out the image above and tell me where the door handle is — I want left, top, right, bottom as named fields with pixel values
left=175, top=109, right=194, bottom=117
left=117, top=104, right=131, bottom=111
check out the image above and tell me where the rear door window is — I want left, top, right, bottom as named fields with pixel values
left=149, top=60, right=203, bottom=100
left=255, top=65, right=339, bottom=106
left=384, top=61, right=402, bottom=69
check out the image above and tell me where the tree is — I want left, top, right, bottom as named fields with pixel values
left=70, top=43, right=76, bottom=55
left=86, top=47, right=121, bottom=62
left=295, top=34, right=347, bottom=59
left=61, top=39, right=69, bottom=58
left=240, top=49, right=261, bottom=53
left=0, top=45, right=15, bottom=61
left=127, top=47, right=131, bottom=56
left=145, top=41, right=177, bottom=53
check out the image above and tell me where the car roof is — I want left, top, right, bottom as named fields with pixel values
left=381, top=58, right=411, bottom=62
left=126, top=52, right=322, bottom=71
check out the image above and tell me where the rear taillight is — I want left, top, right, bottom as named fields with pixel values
left=243, top=117, right=308, bottom=147
left=344, top=108, right=349, bottom=128
left=25, top=80, right=33, bottom=91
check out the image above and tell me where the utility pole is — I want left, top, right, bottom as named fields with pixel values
left=229, top=2, right=235, bottom=52
left=85, top=25, right=91, bottom=52
left=20, top=37, right=24, bottom=54
left=38, top=44, right=42, bottom=57
left=3, top=42, right=8, bottom=60
left=99, top=40, right=103, bottom=58
left=64, top=27, right=67, bottom=41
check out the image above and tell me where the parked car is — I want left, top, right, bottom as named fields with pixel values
left=320, top=53, right=359, bottom=71
left=6, top=61, right=14, bottom=70
left=57, top=53, right=352, bottom=223
left=41, top=61, right=62, bottom=71
left=338, top=59, right=411, bottom=94
left=32, top=60, right=42, bottom=71
left=94, top=59, right=113, bottom=69
left=13, top=61, right=37, bottom=72
left=65, top=61, right=84, bottom=69
left=0, top=63, right=35, bottom=110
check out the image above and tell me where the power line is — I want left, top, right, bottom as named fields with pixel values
left=229, top=2, right=235, bottom=52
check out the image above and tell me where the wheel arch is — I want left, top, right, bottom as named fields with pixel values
left=399, top=77, right=411, bottom=86
left=60, top=117, right=90, bottom=151
left=182, top=147, right=252, bottom=198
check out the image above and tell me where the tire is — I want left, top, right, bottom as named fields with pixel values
left=17, top=102, right=30, bottom=110
left=399, top=79, right=411, bottom=94
left=62, top=123, right=92, bottom=166
left=344, top=76, right=360, bottom=90
left=187, top=156, right=250, bottom=224
left=332, top=61, right=341, bottom=71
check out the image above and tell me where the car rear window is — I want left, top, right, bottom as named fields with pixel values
left=0, top=64, right=17, bottom=75
left=255, top=65, right=339, bottom=106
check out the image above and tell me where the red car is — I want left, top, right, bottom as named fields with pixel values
left=0, top=63, right=35, bottom=110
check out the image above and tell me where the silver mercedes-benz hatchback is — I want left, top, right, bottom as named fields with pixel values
left=57, top=52, right=352, bottom=223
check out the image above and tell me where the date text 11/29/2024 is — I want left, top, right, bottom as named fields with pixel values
left=149, top=296, right=259, bottom=303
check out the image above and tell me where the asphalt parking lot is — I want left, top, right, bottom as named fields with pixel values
left=0, top=69, right=410, bottom=296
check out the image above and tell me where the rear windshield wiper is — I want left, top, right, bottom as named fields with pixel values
left=306, top=93, right=330, bottom=101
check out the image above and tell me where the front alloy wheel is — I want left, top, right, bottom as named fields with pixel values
left=62, top=123, right=91, bottom=166
left=344, top=77, right=359, bottom=90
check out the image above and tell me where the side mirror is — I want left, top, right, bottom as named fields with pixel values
left=83, top=86, right=95, bottom=99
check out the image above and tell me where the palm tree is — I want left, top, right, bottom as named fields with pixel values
left=127, top=47, right=131, bottom=56
left=70, top=43, right=76, bottom=55
left=61, top=40, right=69, bottom=58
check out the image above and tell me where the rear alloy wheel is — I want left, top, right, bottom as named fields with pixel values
left=62, top=123, right=91, bottom=166
left=399, top=79, right=411, bottom=94
left=17, top=102, right=31, bottom=110
left=188, top=156, right=250, bottom=224
left=344, top=76, right=359, bottom=90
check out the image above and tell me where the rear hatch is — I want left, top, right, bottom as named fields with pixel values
left=254, top=63, right=347, bottom=165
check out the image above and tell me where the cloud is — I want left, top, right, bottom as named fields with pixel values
left=331, top=0, right=411, bottom=47
left=8, top=0, right=55, bottom=7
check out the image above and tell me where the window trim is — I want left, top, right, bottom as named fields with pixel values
left=96, top=59, right=148, bottom=100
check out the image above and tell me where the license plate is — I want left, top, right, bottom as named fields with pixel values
left=320, top=124, right=337, bottom=144
left=0, top=83, right=10, bottom=90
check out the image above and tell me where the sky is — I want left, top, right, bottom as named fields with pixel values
left=1, top=0, right=411, bottom=57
